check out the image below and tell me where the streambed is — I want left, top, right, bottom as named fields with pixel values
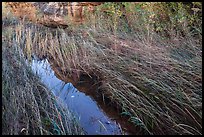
left=31, top=57, right=130, bottom=135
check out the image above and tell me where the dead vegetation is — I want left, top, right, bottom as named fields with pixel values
left=2, top=2, right=202, bottom=135
left=2, top=9, right=85, bottom=135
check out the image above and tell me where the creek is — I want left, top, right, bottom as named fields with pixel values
left=30, top=57, right=130, bottom=135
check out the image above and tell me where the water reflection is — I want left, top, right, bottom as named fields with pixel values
left=31, top=58, right=123, bottom=135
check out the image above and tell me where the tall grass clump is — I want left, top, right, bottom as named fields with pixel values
left=89, top=2, right=202, bottom=135
left=3, top=2, right=202, bottom=135
left=2, top=9, right=84, bottom=135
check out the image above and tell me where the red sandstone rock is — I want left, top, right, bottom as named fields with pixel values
left=5, top=2, right=104, bottom=27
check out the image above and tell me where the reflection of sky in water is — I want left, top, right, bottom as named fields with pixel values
left=31, top=59, right=122, bottom=135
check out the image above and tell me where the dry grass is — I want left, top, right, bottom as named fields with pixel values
left=2, top=13, right=84, bottom=135
left=2, top=2, right=202, bottom=135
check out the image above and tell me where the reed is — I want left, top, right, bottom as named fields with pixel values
left=2, top=2, right=202, bottom=135
left=2, top=13, right=84, bottom=135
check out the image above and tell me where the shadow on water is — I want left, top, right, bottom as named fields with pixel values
left=13, top=22, right=138, bottom=134
left=31, top=57, right=132, bottom=135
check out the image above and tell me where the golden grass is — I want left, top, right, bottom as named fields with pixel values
left=2, top=18, right=84, bottom=135
left=2, top=2, right=202, bottom=135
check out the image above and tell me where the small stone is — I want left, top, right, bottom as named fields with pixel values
left=105, top=121, right=111, bottom=124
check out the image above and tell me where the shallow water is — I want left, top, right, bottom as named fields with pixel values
left=31, top=58, right=125, bottom=135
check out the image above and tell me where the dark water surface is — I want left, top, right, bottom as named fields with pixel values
left=31, top=58, right=127, bottom=135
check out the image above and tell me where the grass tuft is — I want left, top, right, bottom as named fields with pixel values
left=2, top=2, right=202, bottom=135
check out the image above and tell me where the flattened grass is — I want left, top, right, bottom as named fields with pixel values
left=2, top=3, right=202, bottom=135
left=2, top=17, right=84, bottom=135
